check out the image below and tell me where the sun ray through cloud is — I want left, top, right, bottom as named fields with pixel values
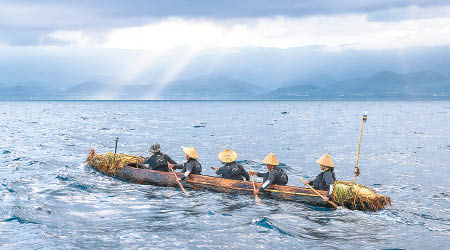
left=144, top=47, right=200, bottom=99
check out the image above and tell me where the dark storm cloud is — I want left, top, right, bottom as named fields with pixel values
left=2, top=0, right=450, bottom=28
left=87, top=0, right=449, bottom=19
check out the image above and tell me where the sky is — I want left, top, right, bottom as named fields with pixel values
left=1, top=0, right=450, bottom=91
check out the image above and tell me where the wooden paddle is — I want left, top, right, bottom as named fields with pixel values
left=250, top=174, right=261, bottom=203
left=298, top=177, right=338, bottom=208
left=169, top=167, right=189, bottom=195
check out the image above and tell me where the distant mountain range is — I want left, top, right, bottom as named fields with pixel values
left=266, top=71, right=450, bottom=99
left=1, top=71, right=450, bottom=100
left=159, top=74, right=266, bottom=99
left=0, top=85, right=62, bottom=100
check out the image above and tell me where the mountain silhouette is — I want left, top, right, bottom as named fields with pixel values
left=1, top=71, right=449, bottom=100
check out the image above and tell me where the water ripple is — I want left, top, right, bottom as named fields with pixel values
left=0, top=100, right=449, bottom=249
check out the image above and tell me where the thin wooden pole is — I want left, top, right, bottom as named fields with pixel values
left=298, top=177, right=338, bottom=208
left=263, top=188, right=320, bottom=197
left=354, top=112, right=367, bottom=183
left=250, top=175, right=261, bottom=203
left=187, top=180, right=320, bottom=197
left=170, top=168, right=189, bottom=195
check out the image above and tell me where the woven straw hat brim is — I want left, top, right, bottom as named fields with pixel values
left=183, top=146, right=199, bottom=159
left=150, top=148, right=160, bottom=153
left=262, top=152, right=280, bottom=166
left=316, top=153, right=334, bottom=167
left=218, top=149, right=238, bottom=163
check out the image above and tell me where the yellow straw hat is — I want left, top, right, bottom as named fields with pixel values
left=261, top=152, right=280, bottom=166
left=218, top=149, right=238, bottom=163
left=182, top=146, right=199, bottom=159
left=316, top=153, right=334, bottom=168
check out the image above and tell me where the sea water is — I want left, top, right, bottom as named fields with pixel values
left=0, top=100, right=449, bottom=249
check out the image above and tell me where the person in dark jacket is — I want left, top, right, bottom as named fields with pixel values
left=211, top=149, right=250, bottom=181
left=249, top=152, right=288, bottom=194
left=144, top=143, right=177, bottom=172
left=301, top=153, right=336, bottom=202
left=168, top=146, right=202, bottom=181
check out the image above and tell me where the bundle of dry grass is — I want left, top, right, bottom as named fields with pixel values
left=333, top=181, right=391, bottom=211
left=85, top=148, right=144, bottom=175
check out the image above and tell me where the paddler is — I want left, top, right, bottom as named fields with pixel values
left=144, top=143, right=177, bottom=172
left=301, top=153, right=336, bottom=202
left=168, top=146, right=202, bottom=181
left=249, top=152, right=288, bottom=194
left=211, top=149, right=250, bottom=181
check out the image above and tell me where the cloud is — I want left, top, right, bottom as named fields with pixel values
left=1, top=1, right=450, bottom=47
left=42, top=15, right=450, bottom=51
left=2, top=0, right=450, bottom=92
left=367, top=4, right=450, bottom=21
left=1, top=1, right=450, bottom=32
left=2, top=1, right=449, bottom=21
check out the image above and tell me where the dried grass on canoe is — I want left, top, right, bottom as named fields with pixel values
left=85, top=148, right=145, bottom=175
left=333, top=181, right=391, bottom=211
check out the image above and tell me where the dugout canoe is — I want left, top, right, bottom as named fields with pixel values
left=86, top=150, right=391, bottom=211
left=89, top=162, right=334, bottom=208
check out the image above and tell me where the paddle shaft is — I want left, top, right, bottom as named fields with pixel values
left=298, top=177, right=338, bottom=208
left=170, top=168, right=189, bottom=195
left=187, top=179, right=320, bottom=197
left=250, top=175, right=259, bottom=201
left=114, top=137, right=119, bottom=154
left=354, top=113, right=367, bottom=183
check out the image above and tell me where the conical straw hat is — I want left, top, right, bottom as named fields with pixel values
left=218, top=149, right=238, bottom=163
left=261, top=152, right=280, bottom=166
left=316, top=153, right=334, bottom=167
left=149, top=143, right=161, bottom=153
left=183, top=146, right=199, bottom=159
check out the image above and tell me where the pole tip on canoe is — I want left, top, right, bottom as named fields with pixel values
left=114, top=137, right=119, bottom=154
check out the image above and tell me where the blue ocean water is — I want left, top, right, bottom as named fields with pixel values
left=0, top=100, right=449, bottom=249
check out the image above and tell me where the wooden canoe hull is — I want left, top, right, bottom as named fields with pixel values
left=92, top=164, right=334, bottom=208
